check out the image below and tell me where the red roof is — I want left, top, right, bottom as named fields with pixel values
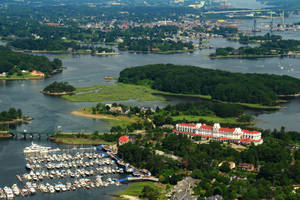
left=119, top=136, right=130, bottom=143
left=242, top=130, right=260, bottom=134
left=173, top=130, right=262, bottom=143
left=178, top=123, right=196, bottom=127
left=219, top=128, right=235, bottom=133
left=200, top=124, right=213, bottom=130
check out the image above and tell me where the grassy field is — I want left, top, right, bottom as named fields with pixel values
left=116, top=182, right=169, bottom=200
left=171, top=115, right=240, bottom=124
left=50, top=132, right=115, bottom=145
left=62, top=83, right=212, bottom=102
left=52, top=137, right=114, bottom=145
left=71, top=108, right=140, bottom=127
left=62, top=83, right=166, bottom=102
left=62, top=82, right=281, bottom=110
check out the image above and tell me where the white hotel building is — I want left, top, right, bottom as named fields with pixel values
left=174, top=123, right=263, bottom=145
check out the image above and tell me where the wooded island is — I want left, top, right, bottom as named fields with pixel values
left=118, top=64, right=300, bottom=106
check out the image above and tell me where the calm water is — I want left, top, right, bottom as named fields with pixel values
left=0, top=46, right=299, bottom=133
left=229, top=0, right=265, bottom=9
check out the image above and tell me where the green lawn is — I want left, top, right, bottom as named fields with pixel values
left=50, top=132, right=115, bottom=145
left=172, top=115, right=240, bottom=124
left=62, top=82, right=281, bottom=110
left=54, top=137, right=114, bottom=145
left=116, top=182, right=169, bottom=200
left=62, top=83, right=211, bottom=102
left=62, top=83, right=166, bottom=102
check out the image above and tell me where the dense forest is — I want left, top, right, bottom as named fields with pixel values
left=118, top=38, right=194, bottom=52
left=212, top=39, right=300, bottom=57
left=0, top=108, right=23, bottom=122
left=0, top=46, right=62, bottom=75
left=43, top=82, right=76, bottom=93
left=9, top=39, right=114, bottom=52
left=119, top=64, right=300, bottom=105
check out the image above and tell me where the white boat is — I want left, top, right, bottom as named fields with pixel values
left=4, top=187, right=14, bottom=199
left=12, top=184, right=20, bottom=196
left=23, top=142, right=60, bottom=154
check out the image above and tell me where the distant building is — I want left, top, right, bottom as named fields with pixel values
left=46, top=23, right=60, bottom=27
left=30, top=70, right=45, bottom=77
left=119, top=136, right=130, bottom=146
left=238, top=163, right=255, bottom=171
left=140, top=106, right=155, bottom=114
left=174, top=123, right=263, bottom=145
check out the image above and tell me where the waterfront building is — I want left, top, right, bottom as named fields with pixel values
left=173, top=123, right=263, bottom=145
left=118, top=136, right=130, bottom=146
left=30, top=70, right=45, bottom=77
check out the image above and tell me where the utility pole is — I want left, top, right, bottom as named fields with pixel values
left=270, top=12, right=274, bottom=33
left=281, top=10, right=285, bottom=28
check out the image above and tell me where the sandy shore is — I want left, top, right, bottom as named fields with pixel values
left=70, top=110, right=137, bottom=123
left=120, top=195, right=140, bottom=200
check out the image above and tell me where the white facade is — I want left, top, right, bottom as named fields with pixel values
left=174, top=123, right=263, bottom=145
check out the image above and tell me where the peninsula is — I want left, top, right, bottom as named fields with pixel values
left=118, top=64, right=300, bottom=108
left=61, top=64, right=300, bottom=110
left=0, top=46, right=63, bottom=80
left=0, top=108, right=31, bottom=125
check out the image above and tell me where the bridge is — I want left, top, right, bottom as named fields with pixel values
left=8, top=130, right=53, bottom=140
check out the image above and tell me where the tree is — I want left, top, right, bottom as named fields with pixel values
left=219, top=162, right=231, bottom=173
left=141, top=186, right=159, bottom=200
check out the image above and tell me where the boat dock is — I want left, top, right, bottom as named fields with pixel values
left=0, top=143, right=158, bottom=199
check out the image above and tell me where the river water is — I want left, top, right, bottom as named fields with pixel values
left=1, top=38, right=299, bottom=133
left=229, top=0, right=265, bottom=9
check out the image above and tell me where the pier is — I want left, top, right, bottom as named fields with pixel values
left=0, top=143, right=158, bottom=199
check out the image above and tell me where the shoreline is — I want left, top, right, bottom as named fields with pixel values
left=0, top=67, right=64, bottom=80
left=120, top=49, right=194, bottom=54
left=0, top=117, right=32, bottom=125
left=210, top=53, right=300, bottom=59
left=0, top=132, right=13, bottom=139
left=0, top=76, right=44, bottom=80
left=41, top=91, right=76, bottom=96
left=15, top=49, right=120, bottom=56
left=70, top=110, right=138, bottom=123
left=209, top=54, right=281, bottom=59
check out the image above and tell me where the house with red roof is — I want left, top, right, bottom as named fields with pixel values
left=118, top=136, right=130, bottom=146
left=174, top=123, right=263, bottom=145
left=30, top=70, right=45, bottom=77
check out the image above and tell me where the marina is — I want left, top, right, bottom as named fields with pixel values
left=0, top=142, right=157, bottom=199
